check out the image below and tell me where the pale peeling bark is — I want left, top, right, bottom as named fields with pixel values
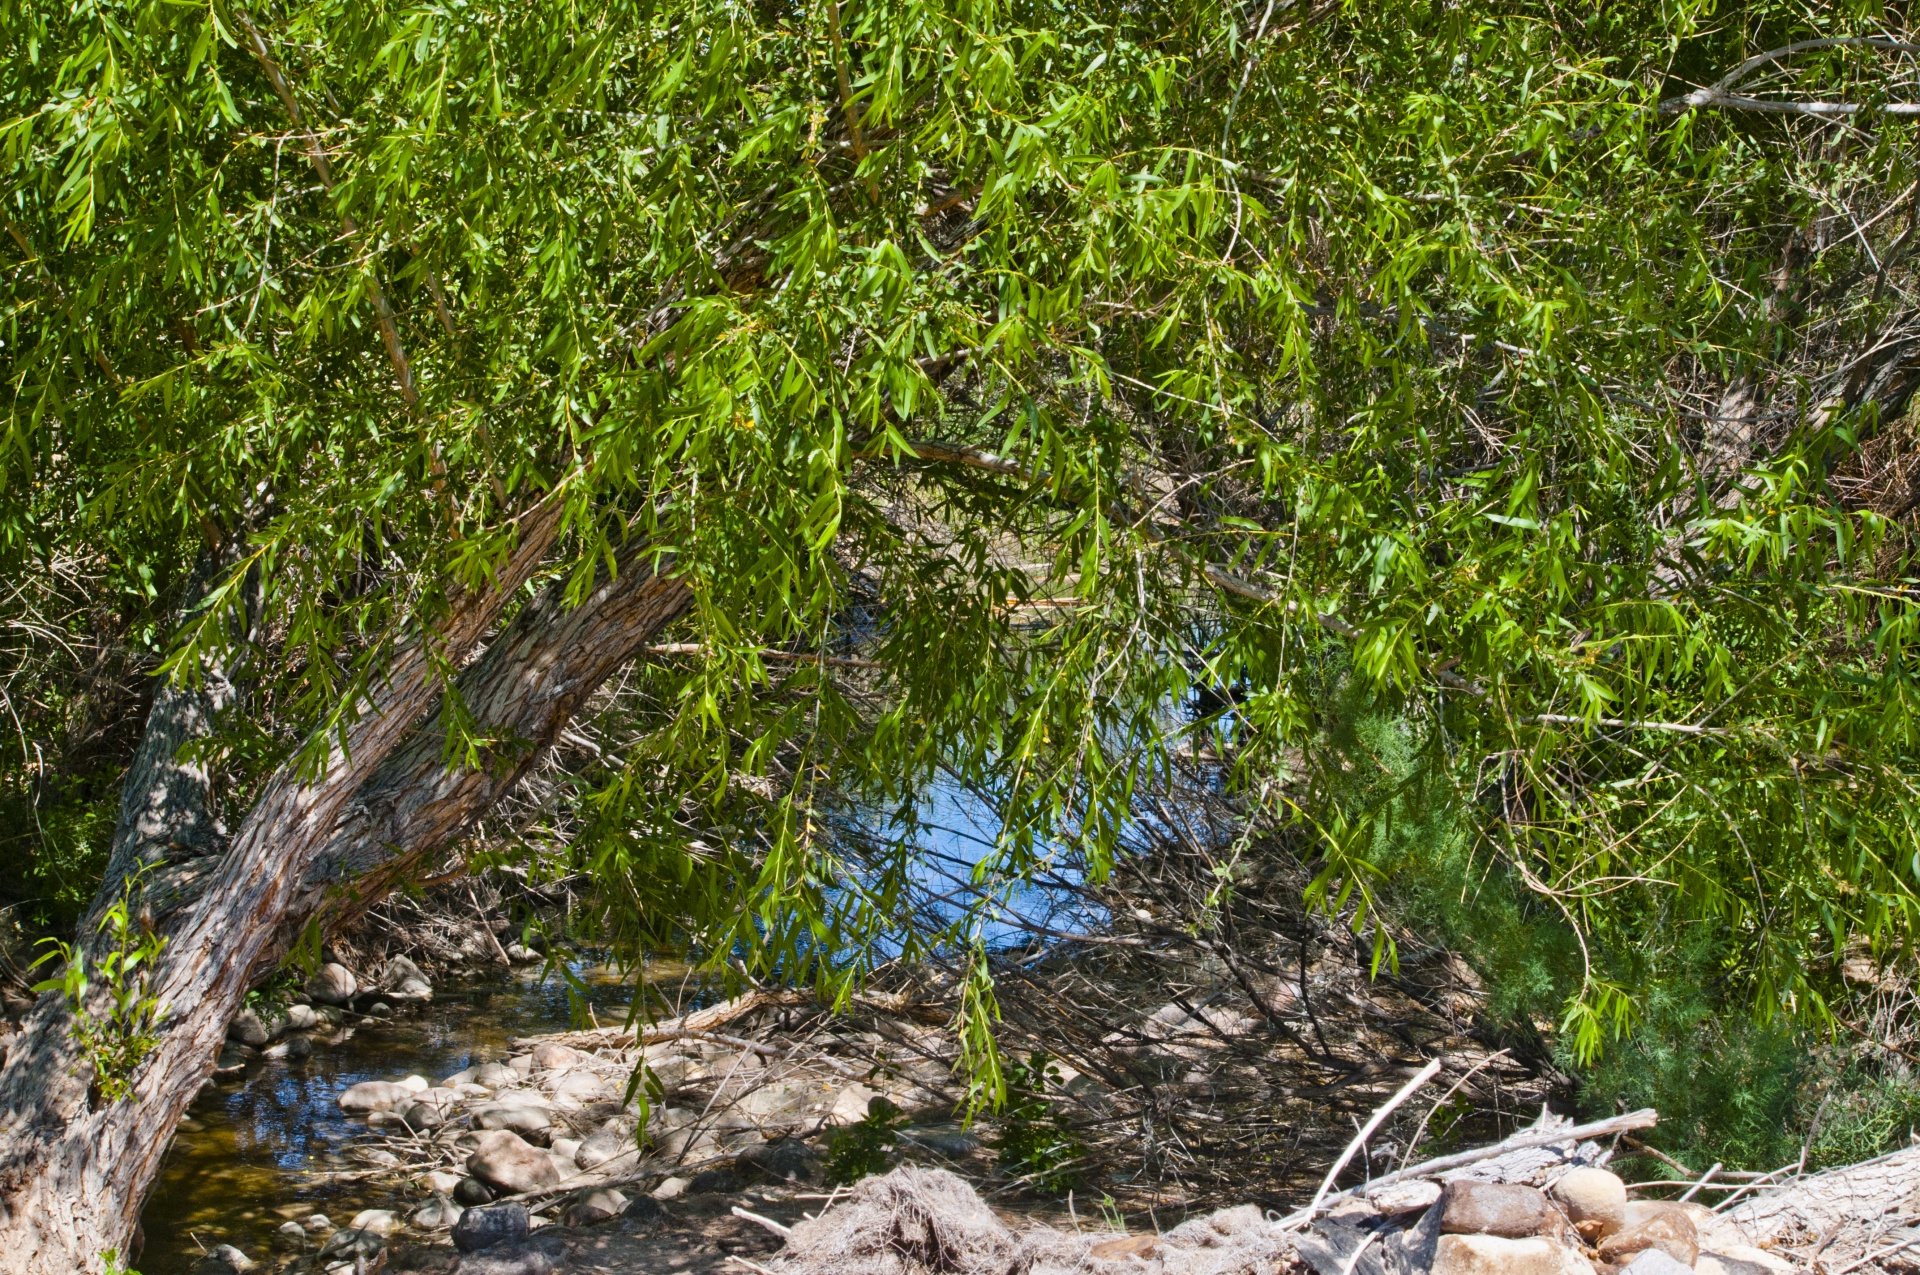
left=1724, top=1144, right=1920, bottom=1261
left=0, top=501, right=568, bottom=1274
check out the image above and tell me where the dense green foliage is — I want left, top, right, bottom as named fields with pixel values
left=7, top=0, right=1920, bottom=1141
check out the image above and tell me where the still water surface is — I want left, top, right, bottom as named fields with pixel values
left=138, top=964, right=659, bottom=1275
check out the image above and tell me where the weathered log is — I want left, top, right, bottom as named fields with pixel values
left=1724, top=1144, right=1920, bottom=1256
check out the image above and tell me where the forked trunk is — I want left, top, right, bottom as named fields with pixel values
left=0, top=504, right=593, bottom=1273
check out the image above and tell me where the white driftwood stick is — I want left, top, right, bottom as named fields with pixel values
left=1279, top=1107, right=1661, bottom=1227
left=731, top=1206, right=793, bottom=1238
left=1306, top=1059, right=1445, bottom=1215
left=1678, top=1162, right=1723, bottom=1203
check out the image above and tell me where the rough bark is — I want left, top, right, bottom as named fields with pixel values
left=1724, top=1144, right=1920, bottom=1260
left=96, top=542, right=260, bottom=922
left=0, top=499, right=565, bottom=1274
left=258, top=544, right=692, bottom=973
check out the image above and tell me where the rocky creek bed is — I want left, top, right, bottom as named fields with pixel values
left=150, top=949, right=1920, bottom=1275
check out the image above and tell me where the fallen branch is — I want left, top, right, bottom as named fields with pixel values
left=1279, top=1107, right=1658, bottom=1225
left=525, top=989, right=809, bottom=1049
left=732, top=1206, right=793, bottom=1237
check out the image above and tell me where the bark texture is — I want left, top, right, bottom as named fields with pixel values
left=261, top=544, right=692, bottom=972
left=98, top=543, right=261, bottom=922
left=0, top=501, right=571, bottom=1274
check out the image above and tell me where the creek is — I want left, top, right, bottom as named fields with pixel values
left=137, top=963, right=654, bottom=1275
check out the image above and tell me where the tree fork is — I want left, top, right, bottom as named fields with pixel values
left=0, top=500, right=566, bottom=1274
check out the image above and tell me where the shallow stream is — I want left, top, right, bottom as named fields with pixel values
left=137, top=964, right=656, bottom=1275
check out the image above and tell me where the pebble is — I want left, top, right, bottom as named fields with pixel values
left=284, top=1004, right=321, bottom=1031
left=421, top=1169, right=464, bottom=1195
left=563, top=1188, right=628, bottom=1226
left=575, top=1121, right=636, bottom=1170
left=474, top=1102, right=553, bottom=1139
left=1370, top=1179, right=1444, bottom=1214
left=550, top=1070, right=608, bottom=1104
left=651, top=1176, right=689, bottom=1200
left=337, top=1080, right=417, bottom=1113
left=227, top=1009, right=272, bottom=1048
left=410, top=1195, right=465, bottom=1231
left=1439, top=1181, right=1553, bottom=1239
left=530, top=1042, right=579, bottom=1071
left=474, top=1062, right=520, bottom=1088
left=273, top=1220, right=307, bottom=1250
left=1598, top=1207, right=1700, bottom=1267
left=399, top=1101, right=447, bottom=1131
left=827, top=1082, right=881, bottom=1125
left=1708, top=1247, right=1797, bottom=1275
left=349, top=1208, right=400, bottom=1236
left=303, top=1214, right=334, bottom=1234
left=1622, top=1252, right=1695, bottom=1275
left=389, top=977, right=432, bottom=1004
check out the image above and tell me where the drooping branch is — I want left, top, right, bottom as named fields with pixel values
left=1660, top=37, right=1920, bottom=117
left=236, top=10, right=421, bottom=409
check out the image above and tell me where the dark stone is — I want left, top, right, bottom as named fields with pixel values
left=742, top=1136, right=820, bottom=1184
left=688, top=1166, right=740, bottom=1194
left=1438, top=1181, right=1553, bottom=1238
left=453, top=1176, right=497, bottom=1206
left=622, top=1196, right=668, bottom=1230
left=454, top=1233, right=566, bottom=1275
left=452, top=1202, right=530, bottom=1254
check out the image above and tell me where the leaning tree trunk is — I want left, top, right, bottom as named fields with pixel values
left=259, top=544, right=692, bottom=969
left=0, top=501, right=574, bottom=1274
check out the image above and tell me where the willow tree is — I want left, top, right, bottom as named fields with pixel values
left=4, top=0, right=1920, bottom=1266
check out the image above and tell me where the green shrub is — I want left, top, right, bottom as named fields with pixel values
left=824, top=1096, right=907, bottom=1186
left=995, top=1053, right=1084, bottom=1193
